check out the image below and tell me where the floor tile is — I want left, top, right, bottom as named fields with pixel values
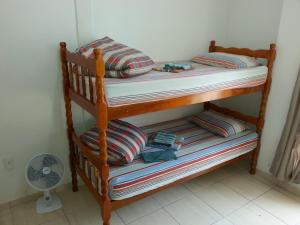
left=227, top=202, right=286, bottom=225
left=188, top=181, right=248, bottom=216
left=152, top=185, right=190, bottom=206
left=185, top=169, right=230, bottom=188
left=128, top=209, right=178, bottom=225
left=66, top=212, right=124, bottom=225
left=0, top=203, right=10, bottom=217
left=58, top=187, right=124, bottom=225
left=164, top=194, right=222, bottom=225
left=224, top=160, right=250, bottom=174
left=254, top=189, right=300, bottom=225
left=116, top=197, right=161, bottom=224
left=221, top=173, right=271, bottom=200
left=0, top=213, right=13, bottom=225
left=57, top=186, right=98, bottom=215
left=11, top=199, right=65, bottom=225
left=213, top=219, right=233, bottom=225
left=39, top=216, right=70, bottom=225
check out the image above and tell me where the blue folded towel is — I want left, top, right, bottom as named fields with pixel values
left=140, top=149, right=177, bottom=163
left=154, top=132, right=176, bottom=146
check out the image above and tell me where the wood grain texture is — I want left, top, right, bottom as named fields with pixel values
left=60, top=42, right=78, bottom=192
left=93, top=49, right=111, bottom=225
left=108, top=85, right=264, bottom=120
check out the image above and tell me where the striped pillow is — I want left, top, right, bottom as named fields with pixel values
left=80, top=120, right=147, bottom=165
left=78, top=36, right=154, bottom=78
left=192, top=52, right=261, bottom=69
left=190, top=110, right=246, bottom=137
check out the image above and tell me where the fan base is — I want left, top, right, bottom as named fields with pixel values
left=36, top=192, right=62, bottom=214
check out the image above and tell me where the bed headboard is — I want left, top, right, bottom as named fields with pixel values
left=208, top=40, right=276, bottom=135
left=209, top=40, right=276, bottom=63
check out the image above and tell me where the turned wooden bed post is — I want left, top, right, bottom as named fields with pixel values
left=60, top=42, right=78, bottom=192
left=93, top=49, right=111, bottom=225
left=250, top=43, right=276, bottom=174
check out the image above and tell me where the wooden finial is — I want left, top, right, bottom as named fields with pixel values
left=60, top=42, right=66, bottom=49
left=93, top=48, right=102, bottom=59
left=270, top=43, right=276, bottom=50
left=209, top=40, right=216, bottom=52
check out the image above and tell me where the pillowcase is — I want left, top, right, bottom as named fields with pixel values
left=78, top=36, right=154, bottom=78
left=80, top=120, right=147, bottom=165
left=192, top=52, right=261, bottom=69
left=190, top=110, right=246, bottom=137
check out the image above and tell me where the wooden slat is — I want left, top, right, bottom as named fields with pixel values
left=94, top=167, right=99, bottom=193
left=108, top=85, right=264, bottom=120
left=72, top=133, right=101, bottom=169
left=75, top=165, right=103, bottom=208
left=87, top=70, right=94, bottom=103
left=87, top=161, right=92, bottom=180
left=68, top=62, right=74, bottom=89
left=204, top=102, right=258, bottom=125
left=66, top=51, right=96, bottom=73
left=69, top=89, right=97, bottom=116
left=74, top=65, right=80, bottom=94
left=81, top=67, right=87, bottom=98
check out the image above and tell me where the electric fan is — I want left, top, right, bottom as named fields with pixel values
left=25, top=153, right=64, bottom=214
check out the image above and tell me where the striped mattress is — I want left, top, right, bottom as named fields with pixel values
left=86, top=118, right=258, bottom=200
left=101, top=63, right=268, bottom=107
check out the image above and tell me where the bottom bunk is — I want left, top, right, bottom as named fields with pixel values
left=78, top=117, right=258, bottom=201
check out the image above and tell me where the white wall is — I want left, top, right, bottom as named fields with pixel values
left=226, top=0, right=283, bottom=49
left=258, top=0, right=300, bottom=173
left=91, top=0, right=230, bottom=61
left=219, top=0, right=283, bottom=116
left=0, top=0, right=78, bottom=204
left=90, top=0, right=231, bottom=126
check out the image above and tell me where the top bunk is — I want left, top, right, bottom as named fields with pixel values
left=60, top=41, right=276, bottom=120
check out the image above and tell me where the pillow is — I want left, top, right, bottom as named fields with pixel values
left=78, top=36, right=154, bottom=78
left=192, top=52, right=261, bottom=69
left=80, top=120, right=147, bottom=165
left=190, top=110, right=246, bottom=137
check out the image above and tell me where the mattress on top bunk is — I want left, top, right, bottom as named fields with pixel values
left=86, top=118, right=258, bottom=200
left=102, top=63, right=268, bottom=107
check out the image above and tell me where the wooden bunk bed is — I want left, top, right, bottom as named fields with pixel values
left=59, top=41, right=276, bottom=225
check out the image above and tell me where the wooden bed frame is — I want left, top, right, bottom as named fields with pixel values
left=59, top=41, right=276, bottom=225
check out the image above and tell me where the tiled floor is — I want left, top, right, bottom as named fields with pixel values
left=1, top=161, right=300, bottom=225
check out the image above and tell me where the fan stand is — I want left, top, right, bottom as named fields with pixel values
left=36, top=190, right=62, bottom=214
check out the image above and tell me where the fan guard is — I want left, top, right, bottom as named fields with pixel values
left=25, top=153, right=64, bottom=214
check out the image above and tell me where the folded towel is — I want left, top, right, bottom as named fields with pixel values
left=78, top=37, right=154, bottom=78
left=147, top=136, right=184, bottom=151
left=140, top=149, right=177, bottom=163
left=153, top=132, right=176, bottom=146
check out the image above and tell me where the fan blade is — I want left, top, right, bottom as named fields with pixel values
left=42, top=155, right=58, bottom=167
left=45, top=171, right=60, bottom=188
left=27, top=166, right=43, bottom=181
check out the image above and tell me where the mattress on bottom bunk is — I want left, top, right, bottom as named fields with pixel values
left=93, top=118, right=258, bottom=200
left=102, top=63, right=268, bottom=107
